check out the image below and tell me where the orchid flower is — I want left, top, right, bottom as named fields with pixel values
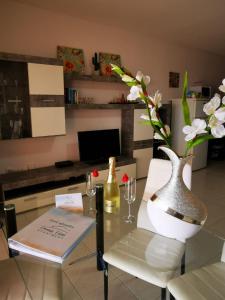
left=183, top=119, right=207, bottom=141
left=127, top=85, right=142, bottom=101
left=150, top=107, right=159, bottom=122
left=140, top=114, right=150, bottom=121
left=214, top=107, right=225, bottom=122
left=140, top=108, right=158, bottom=122
left=149, top=90, right=162, bottom=108
left=208, top=115, right=225, bottom=138
left=154, top=125, right=171, bottom=140
left=219, top=79, right=225, bottom=93
left=135, top=71, right=150, bottom=85
left=203, top=95, right=220, bottom=115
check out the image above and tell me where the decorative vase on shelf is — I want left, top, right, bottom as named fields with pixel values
left=147, top=146, right=207, bottom=243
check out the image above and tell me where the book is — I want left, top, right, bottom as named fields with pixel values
left=8, top=208, right=95, bottom=264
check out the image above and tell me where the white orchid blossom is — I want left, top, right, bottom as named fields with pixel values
left=203, top=95, right=220, bottom=115
left=135, top=71, right=151, bottom=86
left=211, top=125, right=225, bottom=138
left=219, top=79, right=225, bottom=93
left=208, top=115, right=225, bottom=138
left=150, top=107, right=159, bottom=122
left=149, top=90, right=162, bottom=108
left=214, top=107, right=225, bottom=122
left=127, top=85, right=142, bottom=101
left=140, top=114, right=150, bottom=121
left=140, top=108, right=158, bottom=122
left=154, top=125, right=171, bottom=140
left=222, top=96, right=225, bottom=105
left=183, top=119, right=207, bottom=141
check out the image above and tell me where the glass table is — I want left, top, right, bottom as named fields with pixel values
left=0, top=179, right=224, bottom=300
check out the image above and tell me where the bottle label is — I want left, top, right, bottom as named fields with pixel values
left=104, top=199, right=116, bottom=214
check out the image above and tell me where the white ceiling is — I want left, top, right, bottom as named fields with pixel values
left=12, top=0, right=225, bottom=56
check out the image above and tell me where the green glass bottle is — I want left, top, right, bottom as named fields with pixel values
left=104, top=157, right=120, bottom=213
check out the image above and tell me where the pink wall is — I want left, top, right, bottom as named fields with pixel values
left=0, top=1, right=225, bottom=174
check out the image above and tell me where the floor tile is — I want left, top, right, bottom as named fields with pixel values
left=118, top=272, right=160, bottom=300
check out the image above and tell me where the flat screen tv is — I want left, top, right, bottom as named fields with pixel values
left=78, top=129, right=120, bottom=164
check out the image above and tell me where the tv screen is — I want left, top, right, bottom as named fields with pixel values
left=78, top=129, right=120, bottom=163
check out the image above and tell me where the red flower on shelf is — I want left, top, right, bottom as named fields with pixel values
left=92, top=169, right=99, bottom=177
left=122, top=173, right=129, bottom=183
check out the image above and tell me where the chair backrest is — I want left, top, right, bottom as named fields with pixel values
left=137, top=158, right=192, bottom=232
left=221, top=242, right=225, bottom=262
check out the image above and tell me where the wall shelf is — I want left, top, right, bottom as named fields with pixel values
left=64, top=73, right=123, bottom=83
left=65, top=103, right=145, bottom=110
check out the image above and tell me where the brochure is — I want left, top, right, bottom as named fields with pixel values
left=8, top=208, right=95, bottom=264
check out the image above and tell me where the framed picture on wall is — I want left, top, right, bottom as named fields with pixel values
left=57, top=46, right=85, bottom=75
left=169, top=72, right=180, bottom=88
left=99, top=52, right=121, bottom=76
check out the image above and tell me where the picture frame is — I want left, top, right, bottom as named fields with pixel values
left=57, top=46, right=85, bottom=75
left=169, top=72, right=180, bottom=88
left=99, top=52, right=121, bottom=76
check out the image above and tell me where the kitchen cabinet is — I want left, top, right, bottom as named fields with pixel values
left=0, top=53, right=66, bottom=139
left=0, top=60, right=31, bottom=139
left=133, top=109, right=153, bottom=141
left=28, top=63, right=66, bottom=137
left=133, top=148, right=153, bottom=179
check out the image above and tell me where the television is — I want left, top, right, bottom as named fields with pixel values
left=78, top=129, right=120, bottom=164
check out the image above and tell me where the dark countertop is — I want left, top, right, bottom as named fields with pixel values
left=0, top=157, right=136, bottom=192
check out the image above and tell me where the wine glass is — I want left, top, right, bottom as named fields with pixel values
left=86, top=172, right=96, bottom=214
left=123, top=177, right=136, bottom=223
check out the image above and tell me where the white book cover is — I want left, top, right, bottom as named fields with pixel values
left=8, top=208, right=95, bottom=264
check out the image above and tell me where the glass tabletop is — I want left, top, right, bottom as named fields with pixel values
left=1, top=178, right=224, bottom=300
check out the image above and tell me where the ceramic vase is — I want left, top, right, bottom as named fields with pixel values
left=147, top=146, right=207, bottom=242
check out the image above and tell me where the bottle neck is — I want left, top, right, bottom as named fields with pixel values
left=107, top=157, right=117, bottom=183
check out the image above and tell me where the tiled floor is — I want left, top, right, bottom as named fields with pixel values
left=14, top=160, right=225, bottom=300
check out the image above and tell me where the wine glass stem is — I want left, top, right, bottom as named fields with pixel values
left=128, top=202, right=131, bottom=217
left=89, top=196, right=93, bottom=210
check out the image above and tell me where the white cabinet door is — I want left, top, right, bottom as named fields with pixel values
left=31, top=107, right=66, bottom=137
left=28, top=63, right=64, bottom=95
left=133, top=109, right=153, bottom=141
left=7, top=189, right=54, bottom=213
left=133, top=148, right=153, bottom=179
left=53, top=183, right=86, bottom=196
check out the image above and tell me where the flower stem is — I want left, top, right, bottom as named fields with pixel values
left=144, top=99, right=171, bottom=147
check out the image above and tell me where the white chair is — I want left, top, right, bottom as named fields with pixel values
left=168, top=242, right=225, bottom=300
left=103, top=158, right=192, bottom=300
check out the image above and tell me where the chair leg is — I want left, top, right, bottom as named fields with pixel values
left=104, top=262, right=108, bottom=300
left=181, top=252, right=186, bottom=275
left=161, top=288, right=166, bottom=300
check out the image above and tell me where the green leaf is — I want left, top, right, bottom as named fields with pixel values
left=187, top=134, right=214, bottom=151
left=110, top=64, right=124, bottom=76
left=182, top=72, right=191, bottom=126
left=126, top=81, right=138, bottom=87
left=152, top=120, right=162, bottom=127
left=140, top=120, right=152, bottom=126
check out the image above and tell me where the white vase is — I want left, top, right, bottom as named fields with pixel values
left=147, top=146, right=207, bottom=242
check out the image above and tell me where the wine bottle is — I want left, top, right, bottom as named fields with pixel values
left=104, top=157, right=120, bottom=213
